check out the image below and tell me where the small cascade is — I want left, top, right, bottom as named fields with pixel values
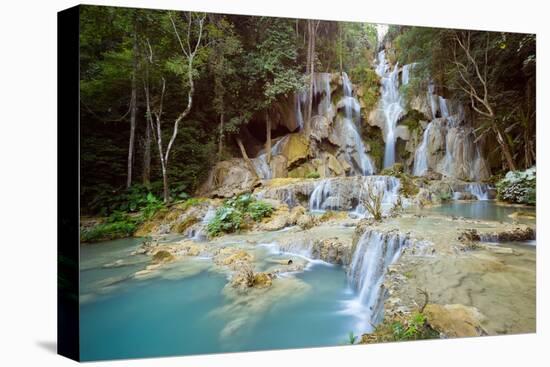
left=347, top=229, right=409, bottom=331
left=412, top=122, right=433, bottom=176
left=375, top=50, right=405, bottom=168
left=466, top=183, right=491, bottom=201
left=309, top=179, right=336, bottom=212
left=338, top=72, right=375, bottom=176
left=189, top=206, right=217, bottom=241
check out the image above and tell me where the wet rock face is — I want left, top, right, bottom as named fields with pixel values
left=424, top=304, right=487, bottom=338
left=458, top=226, right=536, bottom=243
left=198, top=158, right=259, bottom=198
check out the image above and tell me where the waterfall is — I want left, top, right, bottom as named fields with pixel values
left=338, top=72, right=375, bottom=176
left=347, top=229, right=409, bottom=331
left=412, top=122, right=433, bottom=176
left=427, top=82, right=439, bottom=120
left=308, top=176, right=400, bottom=213
left=375, top=50, right=405, bottom=168
left=313, top=72, right=333, bottom=117
left=439, top=96, right=450, bottom=118
left=294, top=91, right=306, bottom=130
left=401, top=63, right=415, bottom=85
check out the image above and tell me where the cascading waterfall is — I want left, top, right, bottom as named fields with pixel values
left=252, top=136, right=289, bottom=179
left=412, top=122, right=433, bottom=176
left=189, top=206, right=217, bottom=241
left=339, top=73, right=375, bottom=176
left=346, top=229, right=409, bottom=331
left=467, top=183, right=491, bottom=200
left=375, top=50, right=405, bottom=168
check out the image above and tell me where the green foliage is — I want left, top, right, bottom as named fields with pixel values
left=438, top=191, right=453, bottom=202
left=207, top=194, right=274, bottom=237
left=80, top=211, right=139, bottom=243
left=347, top=331, right=358, bottom=345
left=350, top=65, right=380, bottom=114
left=365, top=312, right=439, bottom=344
left=306, top=171, right=321, bottom=179
left=398, top=110, right=426, bottom=133
left=248, top=200, right=275, bottom=221
left=496, top=166, right=536, bottom=205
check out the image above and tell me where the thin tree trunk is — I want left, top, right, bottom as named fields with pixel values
left=494, top=124, right=517, bottom=171
left=266, top=111, right=272, bottom=164
left=236, top=137, right=259, bottom=179
left=305, top=20, right=314, bottom=134
left=218, top=112, right=224, bottom=160
left=142, top=118, right=151, bottom=187
left=127, top=29, right=138, bottom=188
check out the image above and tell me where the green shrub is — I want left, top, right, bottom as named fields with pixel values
left=496, top=166, right=536, bottom=205
left=306, top=171, right=321, bottom=179
left=206, top=194, right=273, bottom=237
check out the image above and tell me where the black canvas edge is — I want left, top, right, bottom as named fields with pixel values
left=57, top=4, right=81, bottom=362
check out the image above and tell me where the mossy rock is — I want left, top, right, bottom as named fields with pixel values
left=152, top=250, right=175, bottom=264
left=380, top=163, right=404, bottom=176
left=282, top=133, right=310, bottom=168
left=134, top=221, right=159, bottom=237
left=253, top=273, right=273, bottom=288
left=398, top=109, right=426, bottom=133
left=171, top=215, right=199, bottom=234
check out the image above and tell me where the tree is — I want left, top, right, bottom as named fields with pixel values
left=143, top=11, right=207, bottom=202
left=450, top=30, right=516, bottom=171
left=206, top=15, right=242, bottom=160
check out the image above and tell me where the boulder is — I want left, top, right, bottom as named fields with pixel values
left=269, top=154, right=288, bottom=178
left=198, top=158, right=259, bottom=198
left=281, top=133, right=310, bottom=167
left=256, top=205, right=291, bottom=231
left=325, top=153, right=344, bottom=176
left=312, top=237, right=352, bottom=265
left=424, top=303, right=487, bottom=338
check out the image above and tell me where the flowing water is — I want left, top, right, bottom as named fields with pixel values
left=339, top=73, right=375, bottom=175
left=80, top=200, right=535, bottom=360
left=80, top=236, right=358, bottom=361
left=375, top=50, right=405, bottom=168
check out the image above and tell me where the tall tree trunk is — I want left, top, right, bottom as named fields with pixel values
left=218, top=112, right=224, bottom=160
left=126, top=28, right=138, bottom=188
left=236, top=137, right=259, bottom=179
left=266, top=111, right=272, bottom=164
left=142, top=119, right=151, bottom=187
left=493, top=124, right=517, bottom=171
left=305, top=20, right=318, bottom=135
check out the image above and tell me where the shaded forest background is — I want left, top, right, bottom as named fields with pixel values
left=80, top=5, right=535, bottom=215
